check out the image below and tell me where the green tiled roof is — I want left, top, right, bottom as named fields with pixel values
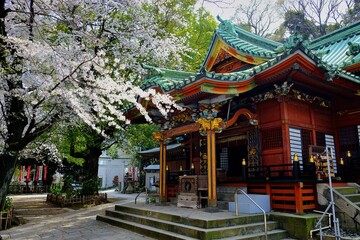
left=141, top=20, right=360, bottom=95
left=310, top=21, right=360, bottom=68
left=141, top=64, right=197, bottom=92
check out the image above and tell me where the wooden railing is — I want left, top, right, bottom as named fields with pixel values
left=247, top=182, right=317, bottom=214
left=245, top=162, right=317, bottom=182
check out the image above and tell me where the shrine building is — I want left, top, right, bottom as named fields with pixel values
left=129, top=17, right=360, bottom=214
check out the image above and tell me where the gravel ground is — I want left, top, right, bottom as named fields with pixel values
left=321, top=228, right=360, bottom=239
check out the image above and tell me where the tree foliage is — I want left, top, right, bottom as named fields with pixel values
left=343, top=0, right=360, bottom=25
left=112, top=124, right=160, bottom=166
left=280, top=0, right=347, bottom=39
left=145, top=0, right=217, bottom=71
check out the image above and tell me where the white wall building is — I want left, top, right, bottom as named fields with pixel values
left=98, top=149, right=131, bottom=191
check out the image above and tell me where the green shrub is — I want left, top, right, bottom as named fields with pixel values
left=62, top=176, right=76, bottom=198
left=4, top=197, right=13, bottom=211
left=50, top=184, right=62, bottom=196
left=81, top=178, right=98, bottom=195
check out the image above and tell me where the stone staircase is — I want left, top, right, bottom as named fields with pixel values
left=334, top=185, right=360, bottom=208
left=332, top=183, right=360, bottom=230
left=97, top=204, right=289, bottom=240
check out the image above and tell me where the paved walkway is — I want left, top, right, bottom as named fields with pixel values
left=0, top=191, right=155, bottom=240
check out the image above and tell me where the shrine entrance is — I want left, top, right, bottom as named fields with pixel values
left=217, top=135, right=248, bottom=181
left=228, top=142, right=248, bottom=177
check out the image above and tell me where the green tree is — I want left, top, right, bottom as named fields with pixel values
left=280, top=0, right=346, bottom=39
left=283, top=10, right=317, bottom=40
left=145, top=0, right=217, bottom=71
left=343, top=0, right=360, bottom=25
left=113, top=124, right=160, bottom=166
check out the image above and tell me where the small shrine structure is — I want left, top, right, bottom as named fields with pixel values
left=130, top=17, right=360, bottom=214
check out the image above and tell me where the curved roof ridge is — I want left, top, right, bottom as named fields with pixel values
left=216, top=16, right=282, bottom=50
left=141, top=63, right=196, bottom=78
left=309, top=20, right=360, bottom=49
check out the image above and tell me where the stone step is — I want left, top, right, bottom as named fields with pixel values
left=334, top=187, right=357, bottom=195
left=114, top=205, right=266, bottom=229
left=97, top=215, right=197, bottom=240
left=212, top=229, right=288, bottom=240
left=104, top=209, right=279, bottom=239
left=217, top=200, right=229, bottom=210
left=344, top=194, right=360, bottom=202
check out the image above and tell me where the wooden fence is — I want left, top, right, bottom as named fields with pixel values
left=46, top=193, right=107, bottom=207
left=8, top=184, right=49, bottom=194
left=0, top=208, right=13, bottom=230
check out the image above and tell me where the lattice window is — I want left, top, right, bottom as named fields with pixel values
left=262, top=128, right=282, bottom=150
left=289, top=127, right=303, bottom=166
left=219, top=147, right=229, bottom=171
left=301, top=129, right=312, bottom=164
left=316, top=132, right=326, bottom=147
left=339, top=125, right=360, bottom=157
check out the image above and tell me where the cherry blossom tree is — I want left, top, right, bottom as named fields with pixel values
left=0, top=0, right=187, bottom=210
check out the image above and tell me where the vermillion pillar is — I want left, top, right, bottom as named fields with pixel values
left=197, top=118, right=224, bottom=208
left=153, top=132, right=167, bottom=202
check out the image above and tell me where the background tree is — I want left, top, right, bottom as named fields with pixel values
left=231, top=0, right=280, bottom=38
left=280, top=0, right=346, bottom=39
left=116, top=124, right=160, bottom=166
left=343, top=0, right=360, bottom=25
left=145, top=0, right=217, bottom=71
left=283, top=10, right=317, bottom=40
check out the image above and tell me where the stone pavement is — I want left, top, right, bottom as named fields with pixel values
left=0, top=190, right=155, bottom=240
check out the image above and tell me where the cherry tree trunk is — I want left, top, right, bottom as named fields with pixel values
left=0, top=153, right=17, bottom=211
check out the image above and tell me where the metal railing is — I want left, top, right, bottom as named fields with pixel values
left=311, top=147, right=341, bottom=240
left=234, top=188, right=268, bottom=240
left=309, top=210, right=332, bottom=239
left=135, top=188, right=148, bottom=204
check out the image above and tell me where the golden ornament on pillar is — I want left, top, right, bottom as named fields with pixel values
left=197, top=117, right=224, bottom=133
left=152, top=132, right=164, bottom=142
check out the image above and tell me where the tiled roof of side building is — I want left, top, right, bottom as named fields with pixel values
left=141, top=64, right=197, bottom=92
left=309, top=21, right=360, bottom=68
